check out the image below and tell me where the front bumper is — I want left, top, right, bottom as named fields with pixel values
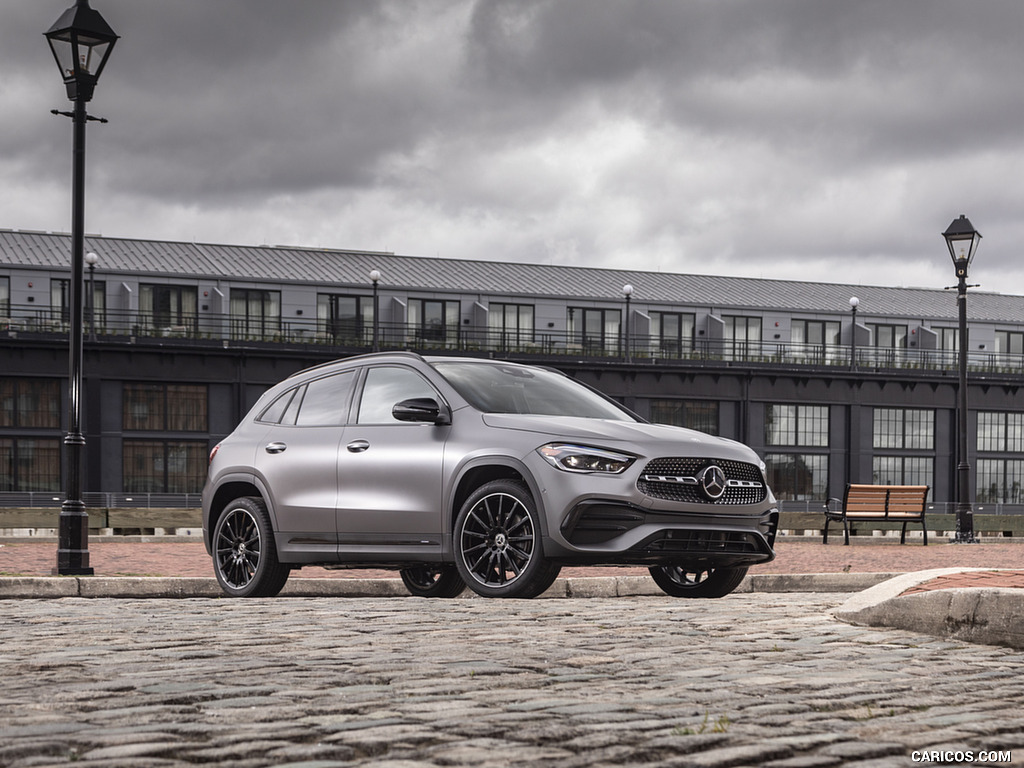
left=546, top=499, right=779, bottom=568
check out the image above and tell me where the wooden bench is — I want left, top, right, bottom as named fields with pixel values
left=823, top=484, right=929, bottom=545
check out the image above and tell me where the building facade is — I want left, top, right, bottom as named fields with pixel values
left=4, top=228, right=1024, bottom=512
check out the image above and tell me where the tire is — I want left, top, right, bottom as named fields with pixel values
left=649, top=565, right=748, bottom=598
left=454, top=479, right=561, bottom=598
left=400, top=566, right=466, bottom=598
left=212, top=496, right=290, bottom=597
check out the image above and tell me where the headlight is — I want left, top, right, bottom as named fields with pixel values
left=538, top=443, right=636, bottom=474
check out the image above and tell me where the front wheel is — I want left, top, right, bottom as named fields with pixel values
left=212, top=497, right=290, bottom=597
left=454, top=480, right=561, bottom=598
left=649, top=565, right=748, bottom=598
left=400, top=566, right=466, bottom=598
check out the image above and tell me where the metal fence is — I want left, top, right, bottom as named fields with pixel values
left=0, top=492, right=202, bottom=509
left=5, top=303, right=1024, bottom=373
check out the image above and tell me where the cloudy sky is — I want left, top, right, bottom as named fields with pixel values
left=3, top=1, right=1023, bottom=295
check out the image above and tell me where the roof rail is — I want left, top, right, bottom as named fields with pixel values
left=288, top=350, right=426, bottom=378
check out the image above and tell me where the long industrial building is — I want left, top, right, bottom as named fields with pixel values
left=3, top=228, right=1024, bottom=515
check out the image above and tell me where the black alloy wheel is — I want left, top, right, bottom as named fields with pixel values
left=399, top=565, right=466, bottom=598
left=212, top=496, right=290, bottom=598
left=648, top=565, right=749, bottom=598
left=454, top=479, right=560, bottom=598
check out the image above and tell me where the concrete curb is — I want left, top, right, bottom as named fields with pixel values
left=834, top=568, right=1024, bottom=650
left=0, top=571, right=900, bottom=600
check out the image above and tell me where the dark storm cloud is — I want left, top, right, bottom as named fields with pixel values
left=4, top=0, right=1024, bottom=291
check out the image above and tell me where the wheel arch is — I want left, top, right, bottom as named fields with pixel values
left=449, top=459, right=547, bottom=538
left=205, top=477, right=272, bottom=551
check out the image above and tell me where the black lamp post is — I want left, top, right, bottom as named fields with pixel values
left=849, top=296, right=859, bottom=370
left=369, top=269, right=381, bottom=352
left=622, top=284, right=634, bottom=362
left=943, top=214, right=982, bottom=544
left=85, top=251, right=98, bottom=341
left=45, top=0, right=118, bottom=575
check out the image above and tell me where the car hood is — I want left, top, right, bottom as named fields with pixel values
left=480, top=413, right=762, bottom=463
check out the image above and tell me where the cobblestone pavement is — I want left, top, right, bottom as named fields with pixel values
left=2, top=594, right=1022, bottom=767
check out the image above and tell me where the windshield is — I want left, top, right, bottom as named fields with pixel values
left=432, top=361, right=637, bottom=421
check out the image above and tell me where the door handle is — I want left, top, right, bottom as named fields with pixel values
left=346, top=440, right=370, bottom=453
left=265, top=442, right=287, bottom=454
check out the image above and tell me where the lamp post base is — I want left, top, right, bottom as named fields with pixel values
left=53, top=505, right=94, bottom=575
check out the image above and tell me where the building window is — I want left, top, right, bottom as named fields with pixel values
left=872, top=456, right=934, bottom=489
left=977, top=459, right=1024, bottom=504
left=140, top=284, right=198, bottom=331
left=123, top=440, right=207, bottom=493
left=50, top=278, right=105, bottom=327
left=764, top=404, right=829, bottom=501
left=568, top=307, right=620, bottom=354
left=977, top=412, right=1024, bottom=453
left=317, top=294, right=371, bottom=344
left=937, top=327, right=958, bottom=352
left=408, top=299, right=459, bottom=345
left=871, top=408, right=934, bottom=495
left=995, top=330, right=1024, bottom=357
left=723, top=316, right=761, bottom=360
left=0, top=378, right=61, bottom=429
left=230, top=288, right=280, bottom=340
left=766, top=404, right=829, bottom=447
left=873, top=408, right=934, bottom=450
left=791, top=319, right=841, bottom=362
left=0, top=276, right=9, bottom=317
left=650, top=312, right=695, bottom=356
left=649, top=400, right=718, bottom=435
left=976, top=412, right=1024, bottom=504
left=123, top=384, right=208, bottom=432
left=488, top=303, right=534, bottom=347
left=765, top=454, right=828, bottom=502
left=0, top=438, right=61, bottom=492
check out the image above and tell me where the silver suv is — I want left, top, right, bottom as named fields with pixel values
left=202, top=352, right=778, bottom=599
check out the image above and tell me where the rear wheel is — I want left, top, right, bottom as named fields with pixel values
left=400, top=565, right=466, bottom=598
left=649, top=565, right=748, bottom=598
left=212, top=497, right=290, bottom=597
left=454, top=479, right=561, bottom=598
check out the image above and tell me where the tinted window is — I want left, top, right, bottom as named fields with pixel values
left=295, top=372, right=356, bottom=426
left=433, top=362, right=635, bottom=421
left=357, top=367, right=437, bottom=424
left=258, top=387, right=299, bottom=424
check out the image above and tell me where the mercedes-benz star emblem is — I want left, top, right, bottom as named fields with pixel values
left=700, top=465, right=727, bottom=500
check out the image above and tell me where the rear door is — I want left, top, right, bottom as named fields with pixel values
left=253, top=371, right=355, bottom=557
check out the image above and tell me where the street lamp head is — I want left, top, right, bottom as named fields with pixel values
left=622, top=284, right=634, bottom=298
left=85, top=251, right=99, bottom=267
left=369, top=269, right=381, bottom=284
left=849, top=296, right=859, bottom=309
left=943, top=214, right=982, bottom=277
left=45, top=0, right=118, bottom=102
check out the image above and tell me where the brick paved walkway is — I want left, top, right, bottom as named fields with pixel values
left=2, top=537, right=1022, bottom=592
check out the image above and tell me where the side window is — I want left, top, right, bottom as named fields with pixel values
left=295, top=372, right=356, bottom=426
left=357, top=367, right=437, bottom=424
left=258, top=386, right=300, bottom=424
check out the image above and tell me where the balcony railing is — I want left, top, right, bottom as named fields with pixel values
left=3, top=303, right=1023, bottom=374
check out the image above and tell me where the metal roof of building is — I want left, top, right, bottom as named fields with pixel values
left=2, top=228, right=1022, bottom=322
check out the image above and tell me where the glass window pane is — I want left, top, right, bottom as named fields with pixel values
left=766, top=405, right=796, bottom=446
left=295, top=372, right=356, bottom=426
left=357, top=367, right=436, bottom=424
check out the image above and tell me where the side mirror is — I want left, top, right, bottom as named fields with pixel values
left=392, top=397, right=451, bottom=425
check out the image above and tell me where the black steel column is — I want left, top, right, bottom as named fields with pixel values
left=55, top=96, right=93, bottom=575
left=954, top=271, right=976, bottom=543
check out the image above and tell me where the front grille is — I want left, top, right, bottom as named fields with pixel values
left=642, top=529, right=763, bottom=555
left=637, top=457, right=767, bottom=505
